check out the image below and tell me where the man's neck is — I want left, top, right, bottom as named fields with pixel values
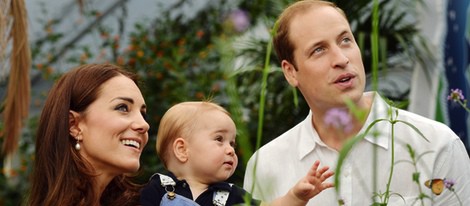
left=311, top=94, right=374, bottom=151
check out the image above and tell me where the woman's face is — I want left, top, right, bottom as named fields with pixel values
left=76, top=75, right=149, bottom=177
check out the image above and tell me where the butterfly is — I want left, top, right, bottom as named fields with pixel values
left=424, top=178, right=445, bottom=195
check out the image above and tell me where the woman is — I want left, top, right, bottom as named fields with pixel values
left=28, top=64, right=150, bottom=206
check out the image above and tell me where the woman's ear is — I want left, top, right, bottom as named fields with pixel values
left=173, top=137, right=188, bottom=163
left=69, top=110, right=81, bottom=138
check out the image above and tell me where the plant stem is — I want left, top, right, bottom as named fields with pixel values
left=371, top=0, right=380, bottom=201
left=383, top=120, right=396, bottom=204
left=250, top=19, right=275, bottom=194
left=457, top=100, right=470, bottom=113
left=453, top=190, right=463, bottom=206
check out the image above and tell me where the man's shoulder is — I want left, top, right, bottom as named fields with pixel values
left=252, top=118, right=307, bottom=160
left=261, top=119, right=304, bottom=147
left=393, top=108, right=460, bottom=145
left=398, top=108, right=455, bottom=133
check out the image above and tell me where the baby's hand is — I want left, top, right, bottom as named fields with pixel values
left=268, top=160, right=334, bottom=206
left=291, top=160, right=334, bottom=202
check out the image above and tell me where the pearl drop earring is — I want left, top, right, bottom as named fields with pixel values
left=75, top=132, right=82, bottom=151
left=75, top=140, right=81, bottom=150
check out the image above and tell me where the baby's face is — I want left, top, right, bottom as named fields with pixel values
left=185, top=109, right=238, bottom=183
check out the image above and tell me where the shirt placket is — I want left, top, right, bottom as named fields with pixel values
left=339, top=161, right=352, bottom=205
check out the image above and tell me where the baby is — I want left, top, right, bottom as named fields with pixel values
left=140, top=101, right=334, bottom=206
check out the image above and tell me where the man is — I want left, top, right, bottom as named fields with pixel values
left=243, top=0, right=470, bottom=205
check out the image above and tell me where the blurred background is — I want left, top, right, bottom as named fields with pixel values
left=0, top=0, right=469, bottom=205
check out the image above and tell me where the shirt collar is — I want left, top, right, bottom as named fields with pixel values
left=165, top=171, right=233, bottom=191
left=297, top=92, right=392, bottom=160
left=360, top=92, right=391, bottom=149
left=298, top=111, right=318, bottom=160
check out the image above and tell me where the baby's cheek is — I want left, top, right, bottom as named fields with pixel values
left=233, top=156, right=239, bottom=170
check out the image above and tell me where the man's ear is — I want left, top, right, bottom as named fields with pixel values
left=173, top=138, right=188, bottom=163
left=281, top=60, right=299, bottom=87
left=69, top=110, right=81, bottom=138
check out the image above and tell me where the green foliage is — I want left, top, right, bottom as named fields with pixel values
left=0, top=117, right=37, bottom=205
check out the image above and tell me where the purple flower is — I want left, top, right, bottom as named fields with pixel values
left=228, top=9, right=250, bottom=32
left=324, top=108, right=353, bottom=133
left=447, top=88, right=465, bottom=102
left=444, top=178, right=455, bottom=190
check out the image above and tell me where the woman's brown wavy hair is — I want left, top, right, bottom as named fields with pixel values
left=28, top=63, right=143, bottom=206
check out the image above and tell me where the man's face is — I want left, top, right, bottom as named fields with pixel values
left=281, top=6, right=366, bottom=112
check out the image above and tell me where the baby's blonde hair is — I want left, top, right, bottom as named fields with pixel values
left=156, top=101, right=230, bottom=168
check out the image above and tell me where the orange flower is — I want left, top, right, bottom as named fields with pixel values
left=80, top=53, right=88, bottom=62
left=36, top=63, right=43, bottom=70
left=46, top=66, right=54, bottom=75
left=34, top=98, right=41, bottom=107
left=117, top=56, right=125, bottom=65
left=178, top=47, right=185, bottom=55
left=196, top=30, right=205, bottom=39
left=177, top=38, right=186, bottom=46
left=128, top=58, right=136, bottom=66
left=100, top=32, right=109, bottom=39
left=195, top=92, right=204, bottom=99
left=155, top=72, right=163, bottom=80
left=211, top=83, right=220, bottom=92
left=137, top=50, right=144, bottom=58
left=46, top=27, right=53, bottom=34
left=198, top=51, right=207, bottom=59
left=127, top=45, right=135, bottom=51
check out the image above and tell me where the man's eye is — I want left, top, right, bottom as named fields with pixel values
left=311, top=47, right=324, bottom=56
left=115, top=104, right=129, bottom=112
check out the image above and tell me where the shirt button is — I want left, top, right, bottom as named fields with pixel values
left=183, top=183, right=187, bottom=187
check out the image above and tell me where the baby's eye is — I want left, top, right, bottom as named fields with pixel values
left=115, top=104, right=129, bottom=112
left=215, top=135, right=223, bottom=142
left=230, top=141, right=237, bottom=148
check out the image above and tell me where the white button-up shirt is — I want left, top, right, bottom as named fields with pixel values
left=243, top=92, right=470, bottom=206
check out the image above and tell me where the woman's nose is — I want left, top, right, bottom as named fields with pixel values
left=132, top=113, right=150, bottom=133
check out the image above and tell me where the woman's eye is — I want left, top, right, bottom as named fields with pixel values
left=230, top=141, right=237, bottom=148
left=115, top=104, right=129, bottom=112
left=141, top=111, right=148, bottom=121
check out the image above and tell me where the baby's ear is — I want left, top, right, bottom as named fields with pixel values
left=173, top=138, right=188, bottom=163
